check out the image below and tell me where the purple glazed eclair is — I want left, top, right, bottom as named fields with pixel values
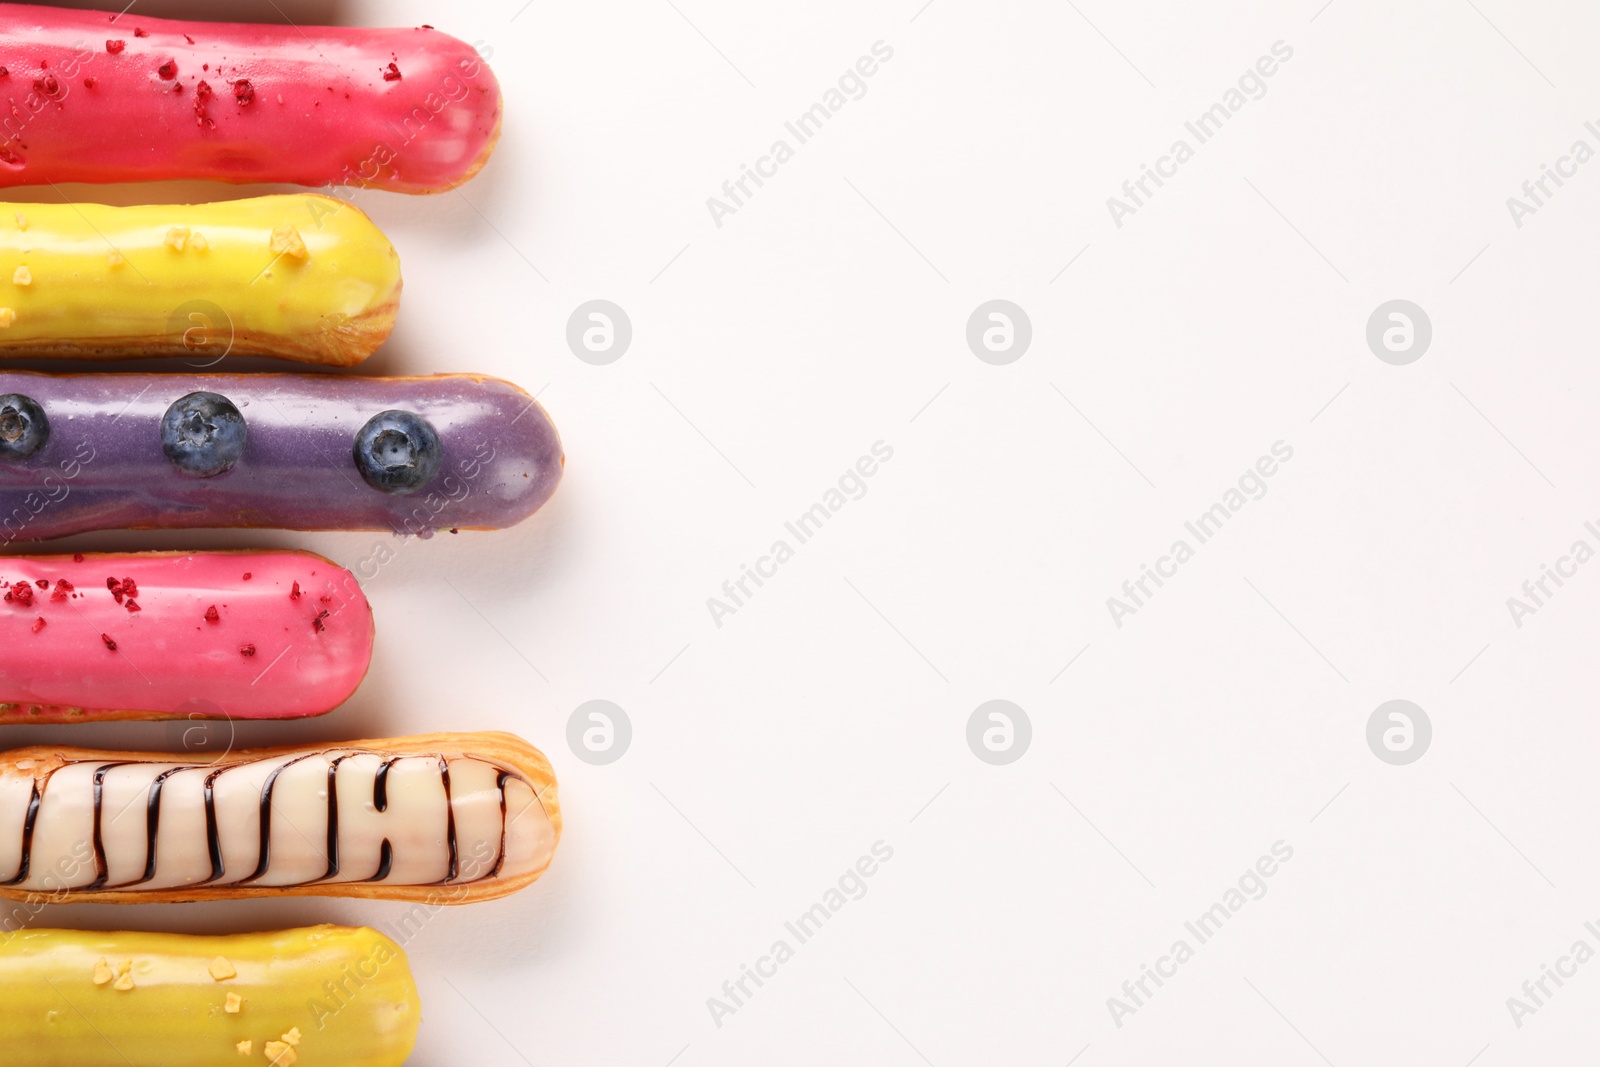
left=0, top=373, right=562, bottom=541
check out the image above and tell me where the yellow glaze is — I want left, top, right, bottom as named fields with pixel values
left=0, top=925, right=419, bottom=1066
left=0, top=195, right=400, bottom=366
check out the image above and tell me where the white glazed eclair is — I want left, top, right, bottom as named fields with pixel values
left=0, top=732, right=559, bottom=904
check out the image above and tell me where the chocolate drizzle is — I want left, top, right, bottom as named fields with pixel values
left=0, top=779, right=40, bottom=886
left=374, top=838, right=393, bottom=881
left=439, top=757, right=458, bottom=883
left=235, top=753, right=317, bottom=886
left=2, top=749, right=531, bottom=893
left=128, top=766, right=187, bottom=888
left=490, top=770, right=513, bottom=880
left=322, top=755, right=346, bottom=881
left=200, top=765, right=228, bottom=884
left=373, top=757, right=395, bottom=812
left=85, top=762, right=134, bottom=890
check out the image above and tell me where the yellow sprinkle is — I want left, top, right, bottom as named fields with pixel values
left=191, top=231, right=209, bottom=252
left=224, top=992, right=242, bottom=1014
left=164, top=226, right=190, bottom=251
left=112, top=971, right=134, bottom=991
left=0, top=308, right=16, bottom=328
left=263, top=1040, right=297, bottom=1066
left=107, top=250, right=124, bottom=267
left=209, top=956, right=237, bottom=981
left=12, top=266, right=30, bottom=286
left=268, top=224, right=307, bottom=261
left=14, top=213, right=26, bottom=230
left=116, top=960, right=131, bottom=976
left=91, top=958, right=113, bottom=986
left=281, top=1027, right=301, bottom=1046
left=236, top=1040, right=252, bottom=1056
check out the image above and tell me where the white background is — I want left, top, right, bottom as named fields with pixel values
left=11, top=0, right=1600, bottom=1064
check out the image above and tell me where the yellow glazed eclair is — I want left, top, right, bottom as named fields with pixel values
left=0, top=194, right=400, bottom=365
left=0, top=731, right=559, bottom=904
left=0, top=925, right=419, bottom=1067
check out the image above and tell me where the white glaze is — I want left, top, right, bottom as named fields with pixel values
left=0, top=749, right=554, bottom=894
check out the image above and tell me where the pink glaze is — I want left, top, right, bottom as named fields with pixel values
left=0, top=5, right=500, bottom=192
left=0, top=551, right=373, bottom=723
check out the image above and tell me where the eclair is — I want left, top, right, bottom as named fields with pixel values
left=0, top=551, right=373, bottom=724
left=0, top=4, right=501, bottom=193
left=0, top=195, right=400, bottom=365
left=0, top=372, right=563, bottom=540
left=0, top=732, right=560, bottom=904
left=0, top=926, right=419, bottom=1067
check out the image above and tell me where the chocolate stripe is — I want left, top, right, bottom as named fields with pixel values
left=197, top=765, right=230, bottom=884
left=85, top=762, right=144, bottom=891
left=374, top=757, right=395, bottom=812
left=373, top=838, right=393, bottom=882
left=321, top=756, right=346, bottom=881
left=489, top=770, right=513, bottom=880
left=0, top=779, right=40, bottom=886
left=121, top=765, right=186, bottom=889
left=231, top=753, right=318, bottom=887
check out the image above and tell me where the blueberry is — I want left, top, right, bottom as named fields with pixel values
left=160, top=391, right=247, bottom=478
left=0, top=393, right=49, bottom=461
left=353, top=410, right=442, bottom=495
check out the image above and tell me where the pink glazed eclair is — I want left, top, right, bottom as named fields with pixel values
left=0, top=5, right=500, bottom=192
left=0, top=551, right=373, bottom=723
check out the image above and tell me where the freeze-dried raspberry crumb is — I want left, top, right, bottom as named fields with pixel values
left=105, top=40, right=124, bottom=54
left=240, top=643, right=256, bottom=657
left=33, top=579, right=45, bottom=589
left=50, top=580, right=72, bottom=601
left=233, top=79, right=254, bottom=105
left=192, top=78, right=213, bottom=124
left=157, top=60, right=177, bottom=80
left=290, top=581, right=301, bottom=600
left=101, top=633, right=116, bottom=651
left=383, top=62, right=402, bottom=81
left=125, top=599, right=140, bottom=613
left=204, top=605, right=220, bottom=623
left=31, top=616, right=44, bottom=633
left=313, top=610, right=329, bottom=633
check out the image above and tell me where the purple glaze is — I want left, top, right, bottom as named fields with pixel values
left=0, top=372, right=562, bottom=541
